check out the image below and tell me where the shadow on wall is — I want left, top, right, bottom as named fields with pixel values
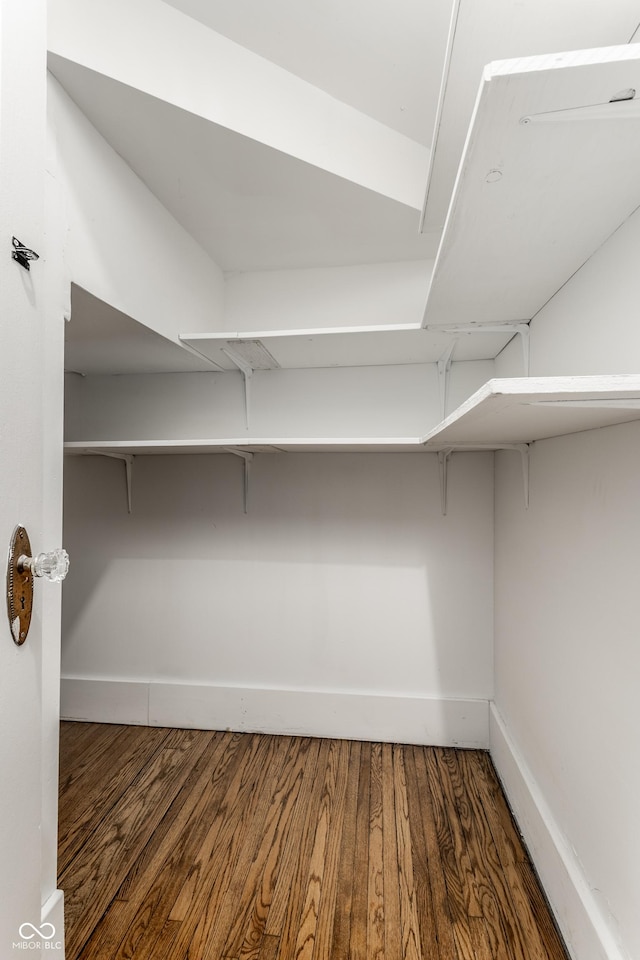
left=62, top=452, right=493, bottom=701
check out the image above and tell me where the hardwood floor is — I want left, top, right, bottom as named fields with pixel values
left=58, top=722, right=569, bottom=960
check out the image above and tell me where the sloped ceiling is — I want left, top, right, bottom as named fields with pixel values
left=160, top=0, right=451, bottom=146
left=48, top=0, right=450, bottom=272
left=47, top=53, right=439, bottom=272
left=49, top=0, right=640, bottom=375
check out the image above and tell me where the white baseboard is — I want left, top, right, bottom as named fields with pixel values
left=41, top=889, right=65, bottom=957
left=60, top=678, right=149, bottom=725
left=60, top=677, right=489, bottom=747
left=490, top=704, right=629, bottom=960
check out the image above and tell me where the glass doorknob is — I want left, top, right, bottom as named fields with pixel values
left=18, top=548, right=70, bottom=583
left=7, top=526, right=70, bottom=645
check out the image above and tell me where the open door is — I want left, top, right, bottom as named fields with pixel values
left=0, top=2, right=66, bottom=955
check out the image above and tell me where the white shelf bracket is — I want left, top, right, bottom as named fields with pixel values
left=429, top=322, right=531, bottom=375
left=514, top=443, right=530, bottom=509
left=434, top=442, right=530, bottom=510
left=437, top=341, right=457, bottom=420
left=178, top=338, right=225, bottom=371
left=493, top=443, right=530, bottom=509
left=223, top=447, right=254, bottom=514
left=242, top=369, right=253, bottom=432
left=222, top=347, right=254, bottom=431
left=514, top=324, right=530, bottom=376
left=437, top=448, right=453, bottom=516
left=87, top=450, right=134, bottom=513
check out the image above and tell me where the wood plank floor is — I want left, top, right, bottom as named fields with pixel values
left=58, top=722, right=569, bottom=960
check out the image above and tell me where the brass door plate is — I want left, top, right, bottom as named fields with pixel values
left=6, top=525, right=33, bottom=645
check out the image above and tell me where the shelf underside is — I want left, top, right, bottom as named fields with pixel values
left=424, top=44, right=640, bottom=329
left=67, top=289, right=512, bottom=377
left=422, top=375, right=640, bottom=446
left=64, top=440, right=424, bottom=455
left=180, top=325, right=510, bottom=370
left=421, top=0, right=640, bottom=233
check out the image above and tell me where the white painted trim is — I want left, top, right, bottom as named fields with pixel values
left=60, top=678, right=489, bottom=747
left=41, top=888, right=65, bottom=958
left=61, top=678, right=149, bottom=726
left=489, top=704, right=631, bottom=960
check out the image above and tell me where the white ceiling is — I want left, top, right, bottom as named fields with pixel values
left=50, top=0, right=640, bottom=377
left=48, top=0, right=450, bottom=273
left=160, top=0, right=452, bottom=147
left=48, top=54, right=438, bottom=272
left=49, top=0, right=640, bottom=278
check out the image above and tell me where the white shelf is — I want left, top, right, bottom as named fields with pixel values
left=64, top=376, right=640, bottom=457
left=65, top=376, right=640, bottom=514
left=422, top=376, right=640, bottom=447
left=421, top=0, right=640, bottom=233
left=64, top=438, right=426, bottom=456
left=179, top=323, right=510, bottom=369
left=424, top=44, right=640, bottom=329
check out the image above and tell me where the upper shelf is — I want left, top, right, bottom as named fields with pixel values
left=184, top=46, right=640, bottom=368
left=421, top=0, right=640, bottom=233
left=64, top=376, right=640, bottom=456
left=179, top=324, right=510, bottom=370
left=67, top=289, right=513, bottom=377
left=424, top=44, right=640, bottom=329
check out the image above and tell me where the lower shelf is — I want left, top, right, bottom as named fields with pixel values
left=64, top=375, right=640, bottom=456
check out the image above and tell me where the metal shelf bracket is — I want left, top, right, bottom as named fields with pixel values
left=515, top=442, right=531, bottom=509
left=437, top=449, right=453, bottom=515
left=437, top=341, right=457, bottom=420
left=222, top=347, right=254, bottom=431
left=223, top=447, right=254, bottom=514
left=429, top=322, right=531, bottom=375
left=87, top=450, right=134, bottom=513
left=436, top=442, right=530, bottom=515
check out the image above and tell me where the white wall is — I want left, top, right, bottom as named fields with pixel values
left=494, top=429, right=640, bottom=960
left=223, top=261, right=434, bottom=332
left=64, top=360, right=494, bottom=443
left=528, top=206, right=640, bottom=377
left=48, top=74, right=224, bottom=342
left=61, top=450, right=494, bottom=745
left=492, top=205, right=640, bottom=960
left=496, top=204, right=640, bottom=379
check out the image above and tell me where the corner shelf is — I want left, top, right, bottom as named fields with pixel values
left=420, top=375, right=640, bottom=513
left=65, top=375, right=640, bottom=457
left=421, top=375, right=640, bottom=448
left=65, top=376, right=640, bottom=514
left=179, top=323, right=510, bottom=370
